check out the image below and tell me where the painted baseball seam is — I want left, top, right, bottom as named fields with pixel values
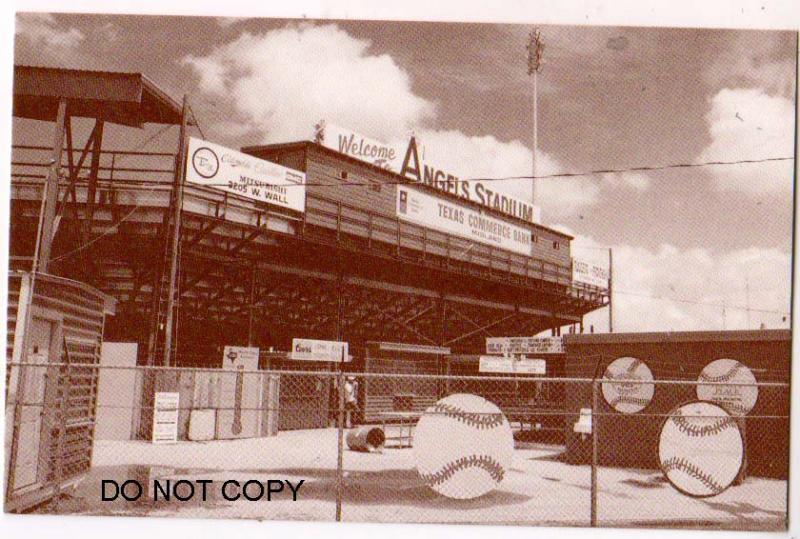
left=670, top=413, right=736, bottom=437
left=420, top=454, right=505, bottom=486
left=661, top=457, right=724, bottom=494
left=698, top=362, right=743, bottom=383
left=604, top=358, right=646, bottom=381
left=609, top=395, right=651, bottom=407
left=625, top=358, right=643, bottom=376
left=429, top=403, right=505, bottom=429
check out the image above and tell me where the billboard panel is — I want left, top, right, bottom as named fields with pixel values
left=572, top=258, right=609, bottom=289
left=486, top=336, right=564, bottom=355
left=397, top=185, right=531, bottom=256
left=186, top=137, right=306, bottom=212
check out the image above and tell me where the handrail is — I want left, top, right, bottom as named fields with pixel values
left=12, top=144, right=176, bottom=158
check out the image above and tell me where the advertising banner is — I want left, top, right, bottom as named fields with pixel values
left=315, top=121, right=399, bottom=171
left=572, top=258, right=610, bottom=289
left=397, top=185, right=531, bottom=256
left=479, top=356, right=546, bottom=375
left=291, top=338, right=350, bottom=362
left=186, top=137, right=306, bottom=212
left=486, top=336, right=564, bottom=355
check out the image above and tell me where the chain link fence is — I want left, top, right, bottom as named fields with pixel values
left=4, top=361, right=790, bottom=529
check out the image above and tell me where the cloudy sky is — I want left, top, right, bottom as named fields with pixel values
left=13, top=12, right=796, bottom=333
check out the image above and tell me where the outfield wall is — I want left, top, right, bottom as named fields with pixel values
left=562, top=329, right=791, bottom=479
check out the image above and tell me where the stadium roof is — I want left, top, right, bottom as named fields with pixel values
left=13, top=64, right=185, bottom=127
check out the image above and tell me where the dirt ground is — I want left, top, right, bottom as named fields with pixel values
left=35, top=428, right=787, bottom=530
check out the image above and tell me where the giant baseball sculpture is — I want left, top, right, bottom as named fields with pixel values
left=658, top=401, right=744, bottom=497
left=414, top=394, right=514, bottom=499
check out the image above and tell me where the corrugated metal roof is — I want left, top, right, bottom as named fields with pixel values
left=13, top=65, right=184, bottom=127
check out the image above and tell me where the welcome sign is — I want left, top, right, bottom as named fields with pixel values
left=397, top=185, right=531, bottom=255
left=315, top=121, right=398, bottom=170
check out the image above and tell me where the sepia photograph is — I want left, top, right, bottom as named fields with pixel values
left=2, top=2, right=797, bottom=535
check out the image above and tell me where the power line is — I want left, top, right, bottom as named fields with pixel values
left=613, top=288, right=789, bottom=316
left=191, top=154, right=793, bottom=188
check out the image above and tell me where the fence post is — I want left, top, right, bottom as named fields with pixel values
left=590, top=378, right=599, bottom=527
left=54, top=339, right=72, bottom=513
left=335, top=370, right=345, bottom=521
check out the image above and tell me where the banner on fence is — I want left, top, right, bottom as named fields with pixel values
left=291, top=338, right=350, bottom=362
left=152, top=392, right=179, bottom=444
left=479, top=356, right=546, bottom=375
left=486, top=336, right=564, bottom=355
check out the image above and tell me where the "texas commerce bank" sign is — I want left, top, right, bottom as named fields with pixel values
left=397, top=185, right=531, bottom=256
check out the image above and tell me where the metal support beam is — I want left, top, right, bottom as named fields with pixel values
left=161, top=94, right=190, bottom=366
left=247, top=264, right=256, bottom=347
left=34, top=98, right=67, bottom=274
left=444, top=311, right=518, bottom=346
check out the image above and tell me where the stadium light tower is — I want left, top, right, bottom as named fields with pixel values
left=527, top=28, right=544, bottom=209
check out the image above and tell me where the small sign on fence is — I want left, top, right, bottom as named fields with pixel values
left=291, top=338, right=350, bottom=362
left=152, top=392, right=180, bottom=444
left=222, top=346, right=259, bottom=368
left=479, top=356, right=546, bottom=374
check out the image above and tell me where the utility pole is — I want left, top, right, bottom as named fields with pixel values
left=745, top=278, right=751, bottom=329
left=608, top=248, right=613, bottom=333
left=162, top=94, right=190, bottom=367
left=722, top=299, right=727, bottom=330
left=527, top=28, right=544, bottom=208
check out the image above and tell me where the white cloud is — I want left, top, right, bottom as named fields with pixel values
left=568, top=231, right=791, bottom=333
left=601, top=172, right=651, bottom=191
left=700, top=88, right=794, bottom=196
left=16, top=13, right=85, bottom=50
left=182, top=23, right=436, bottom=143
left=183, top=22, right=651, bottom=222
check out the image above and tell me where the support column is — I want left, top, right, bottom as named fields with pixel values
left=35, top=98, right=68, bottom=274
left=247, top=264, right=257, bottom=347
left=438, top=293, right=447, bottom=396
left=85, top=118, right=105, bottom=227
left=162, top=95, right=190, bottom=366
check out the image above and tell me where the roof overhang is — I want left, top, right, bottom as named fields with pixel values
left=13, top=65, right=184, bottom=127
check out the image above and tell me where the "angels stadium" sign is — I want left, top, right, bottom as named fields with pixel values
left=314, top=123, right=540, bottom=224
